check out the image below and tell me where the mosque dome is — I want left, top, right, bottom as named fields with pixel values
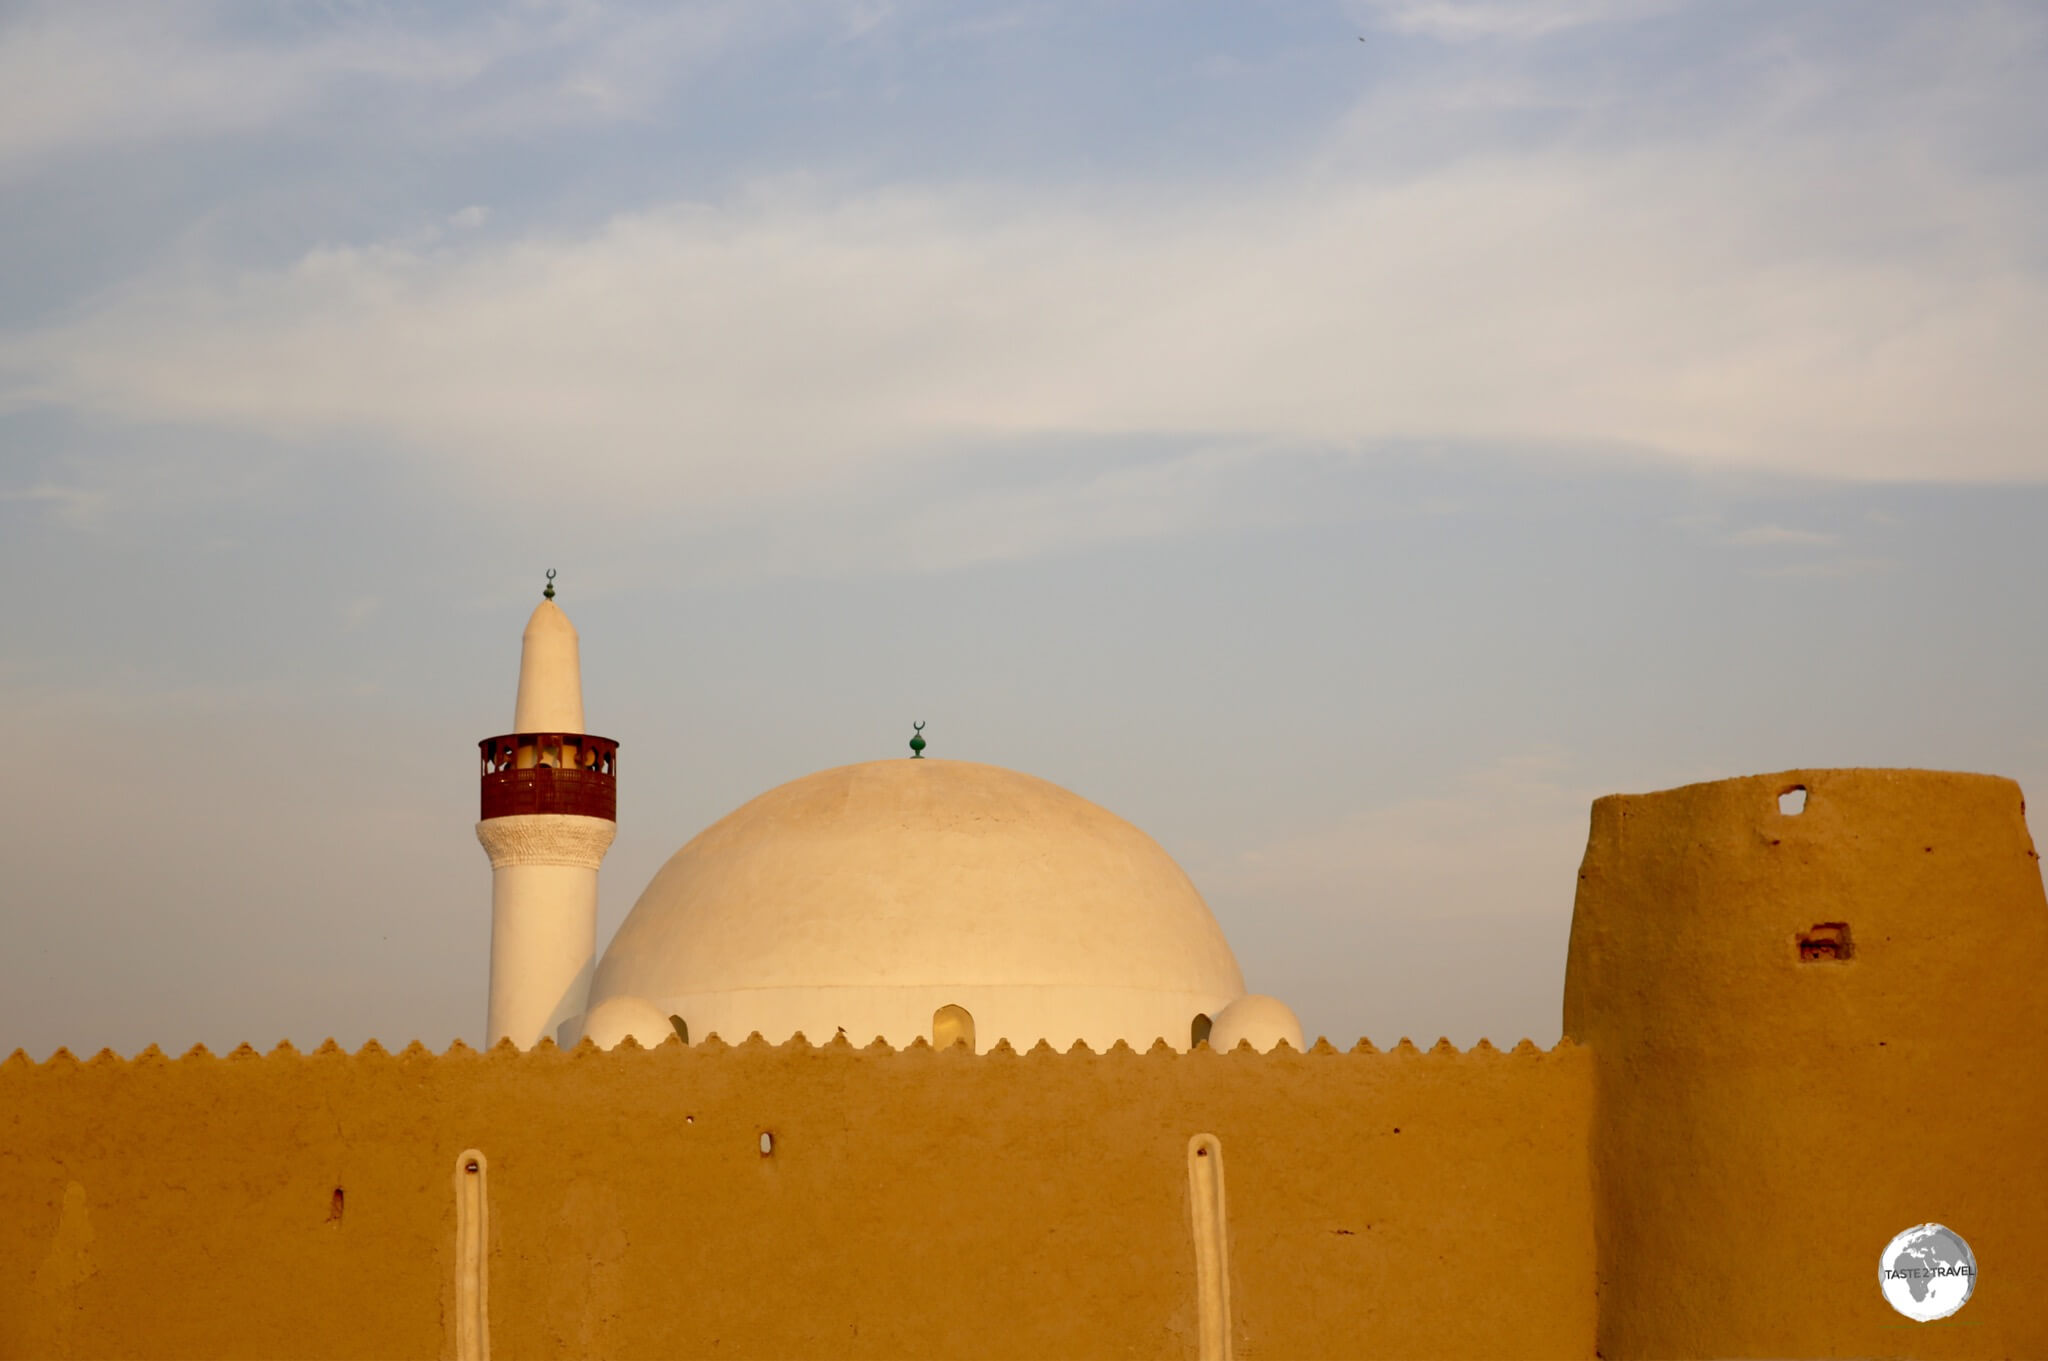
left=580, top=758, right=1249, bottom=1052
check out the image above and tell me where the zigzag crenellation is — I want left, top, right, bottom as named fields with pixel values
left=0, top=1030, right=1582, bottom=1069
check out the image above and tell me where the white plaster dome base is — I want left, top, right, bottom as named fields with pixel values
left=1208, top=993, right=1305, bottom=1053
left=584, top=759, right=1248, bottom=1052
left=579, top=995, right=677, bottom=1051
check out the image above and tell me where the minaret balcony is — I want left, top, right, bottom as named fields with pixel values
left=479, top=733, right=618, bottom=821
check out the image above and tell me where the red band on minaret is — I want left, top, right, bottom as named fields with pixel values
left=478, top=733, right=618, bottom=821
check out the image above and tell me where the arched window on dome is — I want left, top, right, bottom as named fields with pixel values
left=932, top=1004, right=975, bottom=1052
left=1191, top=1013, right=1214, bottom=1049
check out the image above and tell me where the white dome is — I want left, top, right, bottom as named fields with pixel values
left=583, top=759, right=1247, bottom=1051
left=578, top=994, right=675, bottom=1051
left=1208, top=994, right=1305, bottom=1053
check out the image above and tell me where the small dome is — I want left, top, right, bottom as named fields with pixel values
left=579, top=995, right=675, bottom=1051
left=584, top=759, right=1247, bottom=1051
left=1208, top=994, right=1304, bottom=1053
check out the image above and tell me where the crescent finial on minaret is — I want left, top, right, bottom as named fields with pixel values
left=543, top=567, right=557, bottom=600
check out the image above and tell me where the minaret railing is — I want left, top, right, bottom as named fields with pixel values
left=479, top=733, right=618, bottom=820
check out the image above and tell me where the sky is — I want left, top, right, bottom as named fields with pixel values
left=2, top=0, right=2044, bottom=1060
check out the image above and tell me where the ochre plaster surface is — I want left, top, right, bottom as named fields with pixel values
left=0, top=1038, right=1594, bottom=1361
left=1566, top=768, right=2048, bottom=1361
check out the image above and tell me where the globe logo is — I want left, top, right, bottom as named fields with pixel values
left=1879, top=1223, right=1976, bottom=1322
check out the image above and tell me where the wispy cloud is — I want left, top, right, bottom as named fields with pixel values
left=0, top=3, right=471, bottom=177
left=1726, top=524, right=1838, bottom=547
left=1356, top=0, right=1677, bottom=43
left=0, top=1, right=881, bottom=179
left=0, top=481, right=107, bottom=529
left=1750, top=556, right=1890, bottom=579
left=1, top=0, right=2043, bottom=543
left=8, top=132, right=2043, bottom=506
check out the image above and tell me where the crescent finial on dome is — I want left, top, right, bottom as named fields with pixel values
left=909, top=721, right=926, bottom=758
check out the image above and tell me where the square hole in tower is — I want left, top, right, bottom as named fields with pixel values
left=1798, top=922, right=1853, bottom=962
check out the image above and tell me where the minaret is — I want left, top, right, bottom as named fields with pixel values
left=475, top=571, right=618, bottom=1048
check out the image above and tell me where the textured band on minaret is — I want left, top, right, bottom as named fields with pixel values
left=476, top=815, right=615, bottom=870
left=476, top=578, right=617, bottom=1050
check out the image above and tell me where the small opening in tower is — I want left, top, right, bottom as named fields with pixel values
left=668, top=1015, right=689, bottom=1045
left=1191, top=1013, right=1214, bottom=1048
left=1798, top=922, right=1853, bottom=962
left=1779, top=786, right=1807, bottom=815
left=758, top=1131, right=774, bottom=1156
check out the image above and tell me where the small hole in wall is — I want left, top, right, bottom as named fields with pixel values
left=1196, top=1146, right=1209, bottom=1158
left=1779, top=786, right=1807, bottom=815
left=464, top=1161, right=479, bottom=1174
left=1190, top=1013, right=1213, bottom=1048
left=327, top=1188, right=344, bottom=1223
left=1798, top=922, right=1854, bottom=962
left=759, top=1131, right=774, bottom=1156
